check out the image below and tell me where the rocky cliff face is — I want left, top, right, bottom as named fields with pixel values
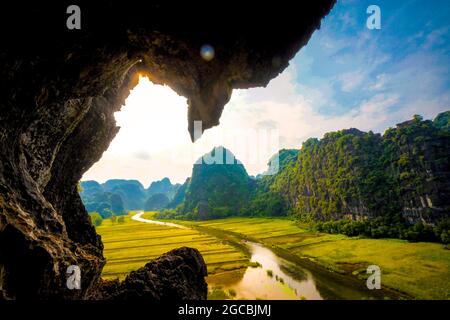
left=89, top=247, right=207, bottom=300
left=383, top=114, right=450, bottom=223
left=0, top=1, right=335, bottom=299
left=270, top=114, right=450, bottom=224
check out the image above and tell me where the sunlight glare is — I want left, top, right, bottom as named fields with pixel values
left=108, top=76, right=190, bottom=154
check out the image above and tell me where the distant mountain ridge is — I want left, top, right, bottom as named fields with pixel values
left=147, top=177, right=181, bottom=199
left=80, top=180, right=126, bottom=218
left=80, top=177, right=180, bottom=213
left=101, top=179, right=146, bottom=210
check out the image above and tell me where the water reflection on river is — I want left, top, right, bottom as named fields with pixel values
left=228, top=242, right=323, bottom=300
left=132, top=213, right=384, bottom=300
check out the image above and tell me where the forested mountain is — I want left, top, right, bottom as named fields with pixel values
left=242, top=149, right=300, bottom=217
left=167, top=178, right=190, bottom=209
left=101, top=179, right=146, bottom=209
left=147, top=177, right=181, bottom=200
left=160, top=147, right=255, bottom=219
left=145, top=193, right=170, bottom=211
left=269, top=112, right=450, bottom=224
left=80, top=181, right=126, bottom=218
left=80, top=178, right=180, bottom=213
left=258, top=149, right=300, bottom=177
left=159, top=149, right=297, bottom=219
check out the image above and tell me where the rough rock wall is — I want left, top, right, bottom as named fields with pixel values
left=270, top=116, right=450, bottom=224
left=89, top=247, right=208, bottom=300
left=0, top=1, right=335, bottom=299
left=383, top=116, right=450, bottom=224
left=271, top=129, right=390, bottom=221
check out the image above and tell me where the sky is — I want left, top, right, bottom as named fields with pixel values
left=82, top=0, right=450, bottom=186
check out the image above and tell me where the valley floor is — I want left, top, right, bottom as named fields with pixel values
left=96, top=212, right=450, bottom=300
left=175, top=217, right=450, bottom=300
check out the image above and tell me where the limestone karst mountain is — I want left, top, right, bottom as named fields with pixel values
left=181, top=147, right=254, bottom=219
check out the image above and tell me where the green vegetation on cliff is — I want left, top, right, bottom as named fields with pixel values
left=267, top=113, right=450, bottom=223
left=159, top=147, right=254, bottom=220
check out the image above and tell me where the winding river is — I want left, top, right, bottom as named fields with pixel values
left=132, top=211, right=392, bottom=300
left=226, top=241, right=323, bottom=300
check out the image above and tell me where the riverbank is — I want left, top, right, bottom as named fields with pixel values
left=144, top=214, right=450, bottom=300
left=138, top=212, right=391, bottom=299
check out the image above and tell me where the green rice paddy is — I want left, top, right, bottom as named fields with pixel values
left=97, top=213, right=249, bottom=281
left=96, top=213, right=450, bottom=299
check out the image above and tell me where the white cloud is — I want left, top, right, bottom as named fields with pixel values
left=338, top=69, right=366, bottom=92
left=369, top=73, right=389, bottom=91
left=338, top=11, right=356, bottom=29
left=423, top=26, right=450, bottom=50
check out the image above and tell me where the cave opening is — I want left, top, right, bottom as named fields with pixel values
left=79, top=70, right=281, bottom=222
left=83, top=75, right=191, bottom=186
left=79, top=74, right=192, bottom=219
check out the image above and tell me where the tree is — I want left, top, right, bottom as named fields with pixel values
left=89, top=212, right=103, bottom=227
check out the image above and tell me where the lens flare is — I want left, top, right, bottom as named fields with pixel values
left=200, top=44, right=215, bottom=61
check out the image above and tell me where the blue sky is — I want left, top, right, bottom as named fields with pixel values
left=293, top=0, right=450, bottom=120
left=83, top=1, right=450, bottom=185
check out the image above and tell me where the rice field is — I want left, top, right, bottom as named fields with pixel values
left=96, top=213, right=249, bottom=280
left=183, top=218, right=450, bottom=300
left=96, top=214, right=450, bottom=299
